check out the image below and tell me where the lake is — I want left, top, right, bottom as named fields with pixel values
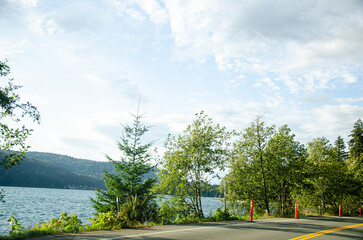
left=0, top=186, right=222, bottom=236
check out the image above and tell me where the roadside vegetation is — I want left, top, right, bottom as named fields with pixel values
left=1, top=59, right=362, bottom=239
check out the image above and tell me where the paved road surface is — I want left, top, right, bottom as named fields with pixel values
left=33, top=216, right=363, bottom=240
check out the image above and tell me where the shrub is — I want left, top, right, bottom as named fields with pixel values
left=5, top=212, right=83, bottom=239
left=88, top=211, right=128, bottom=230
left=7, top=216, right=23, bottom=237
left=204, top=207, right=237, bottom=222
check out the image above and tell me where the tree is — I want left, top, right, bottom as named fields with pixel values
left=156, top=111, right=230, bottom=219
left=334, top=135, right=348, bottom=162
left=0, top=60, right=40, bottom=202
left=347, top=119, right=363, bottom=183
left=265, top=125, right=306, bottom=216
left=90, top=111, right=157, bottom=223
left=348, top=119, right=363, bottom=159
left=229, top=117, right=274, bottom=215
left=298, top=137, right=347, bottom=213
left=228, top=121, right=305, bottom=216
left=346, top=119, right=363, bottom=204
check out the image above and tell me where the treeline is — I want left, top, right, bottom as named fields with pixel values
left=0, top=152, right=109, bottom=189
left=154, top=113, right=362, bottom=219
left=0, top=151, right=223, bottom=197
left=0, top=152, right=157, bottom=190
left=225, top=118, right=362, bottom=216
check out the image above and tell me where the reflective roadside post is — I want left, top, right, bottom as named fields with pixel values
left=359, top=206, right=361, bottom=217
left=295, top=201, right=298, bottom=219
left=339, top=205, right=342, bottom=217
left=250, top=198, right=253, bottom=222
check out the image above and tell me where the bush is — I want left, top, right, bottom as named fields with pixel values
left=214, top=207, right=235, bottom=221
left=5, top=212, right=83, bottom=239
left=7, top=216, right=23, bottom=237
left=204, top=207, right=237, bottom=222
left=119, top=195, right=159, bottom=224
left=88, top=211, right=128, bottom=230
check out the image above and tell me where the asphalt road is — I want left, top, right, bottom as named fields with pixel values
left=33, top=216, right=363, bottom=240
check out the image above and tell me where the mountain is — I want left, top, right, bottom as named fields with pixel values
left=0, top=151, right=157, bottom=190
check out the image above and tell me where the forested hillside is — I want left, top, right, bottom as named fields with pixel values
left=0, top=152, right=156, bottom=190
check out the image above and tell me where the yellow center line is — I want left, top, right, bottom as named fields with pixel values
left=289, top=223, right=363, bottom=240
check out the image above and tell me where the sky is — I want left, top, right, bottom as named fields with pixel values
left=0, top=0, right=362, bottom=162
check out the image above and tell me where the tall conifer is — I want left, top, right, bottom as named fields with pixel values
left=91, top=111, right=157, bottom=222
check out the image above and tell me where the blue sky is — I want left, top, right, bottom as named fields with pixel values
left=1, top=0, right=362, bottom=162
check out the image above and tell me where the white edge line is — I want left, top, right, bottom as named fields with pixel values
left=101, top=226, right=217, bottom=240
left=101, top=218, right=300, bottom=239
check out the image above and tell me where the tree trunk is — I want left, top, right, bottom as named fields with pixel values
left=257, top=124, right=270, bottom=215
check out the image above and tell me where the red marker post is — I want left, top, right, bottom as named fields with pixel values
left=295, top=201, right=298, bottom=219
left=250, top=198, right=253, bottom=222
left=339, top=205, right=342, bottom=217
left=360, top=206, right=361, bottom=217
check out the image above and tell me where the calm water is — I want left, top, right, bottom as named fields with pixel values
left=0, top=186, right=222, bottom=236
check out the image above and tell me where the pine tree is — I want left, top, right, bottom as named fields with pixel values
left=347, top=119, right=363, bottom=184
left=90, top=111, right=157, bottom=222
left=334, top=135, right=348, bottom=162
left=348, top=119, right=363, bottom=159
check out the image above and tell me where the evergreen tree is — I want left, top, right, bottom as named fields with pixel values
left=334, top=135, right=348, bottom=162
left=346, top=119, right=363, bottom=200
left=90, top=112, right=157, bottom=222
left=348, top=119, right=363, bottom=159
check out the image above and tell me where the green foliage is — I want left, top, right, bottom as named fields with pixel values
left=119, top=194, right=159, bottom=224
left=228, top=117, right=275, bottom=215
left=0, top=60, right=40, bottom=171
left=174, top=215, right=199, bottom=224
left=7, top=216, right=23, bottom=237
left=156, top=111, right=230, bottom=219
left=228, top=118, right=362, bottom=218
left=0, top=59, right=40, bottom=203
left=88, top=211, right=128, bottom=230
left=91, top=111, right=158, bottom=223
left=209, top=207, right=236, bottom=221
left=295, top=137, right=348, bottom=213
left=348, top=119, right=363, bottom=159
left=265, top=125, right=306, bottom=216
left=35, top=212, right=83, bottom=233
left=347, top=119, right=363, bottom=188
left=334, top=135, right=348, bottom=162
left=0, top=152, right=107, bottom=189
left=158, top=197, right=193, bottom=224
left=5, top=213, right=83, bottom=239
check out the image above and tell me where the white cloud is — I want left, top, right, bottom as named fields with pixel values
left=335, top=97, right=363, bottom=104
left=342, top=73, right=358, bottom=84
left=19, top=0, right=38, bottom=7
left=1, top=0, right=362, bottom=162
left=108, top=0, right=169, bottom=25
left=253, top=77, right=280, bottom=92
left=153, top=113, right=193, bottom=133
left=161, top=0, right=363, bottom=93
left=0, top=39, right=28, bottom=57
left=135, top=0, right=169, bottom=25
left=299, top=104, right=363, bottom=140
